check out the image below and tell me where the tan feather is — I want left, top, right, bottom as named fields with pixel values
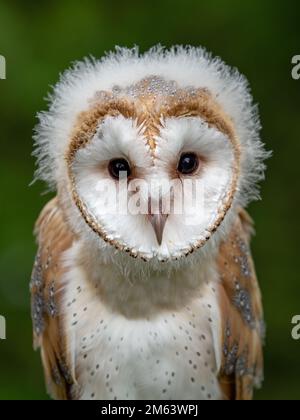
left=217, top=208, right=264, bottom=400
left=31, top=197, right=75, bottom=399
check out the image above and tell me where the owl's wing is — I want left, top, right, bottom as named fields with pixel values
left=217, top=208, right=264, bottom=400
left=30, top=197, right=76, bottom=399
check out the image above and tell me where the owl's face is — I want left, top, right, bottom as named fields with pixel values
left=35, top=47, right=268, bottom=264
left=67, top=78, right=239, bottom=261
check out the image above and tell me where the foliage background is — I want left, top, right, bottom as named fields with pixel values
left=0, top=0, right=299, bottom=400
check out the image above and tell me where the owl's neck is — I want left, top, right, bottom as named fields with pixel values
left=75, top=241, right=219, bottom=319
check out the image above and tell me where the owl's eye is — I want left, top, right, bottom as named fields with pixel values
left=177, top=153, right=199, bottom=175
left=108, top=158, right=131, bottom=180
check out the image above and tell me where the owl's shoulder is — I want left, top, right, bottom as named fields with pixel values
left=217, top=208, right=264, bottom=400
left=31, top=197, right=76, bottom=399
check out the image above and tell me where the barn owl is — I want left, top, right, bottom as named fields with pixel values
left=31, top=46, right=269, bottom=400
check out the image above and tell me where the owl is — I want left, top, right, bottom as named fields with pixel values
left=31, top=46, right=269, bottom=400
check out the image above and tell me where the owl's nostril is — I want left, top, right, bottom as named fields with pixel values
left=148, top=213, right=168, bottom=246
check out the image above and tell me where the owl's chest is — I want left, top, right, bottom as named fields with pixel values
left=63, top=269, right=222, bottom=400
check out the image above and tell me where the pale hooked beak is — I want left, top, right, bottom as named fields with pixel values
left=148, top=211, right=168, bottom=246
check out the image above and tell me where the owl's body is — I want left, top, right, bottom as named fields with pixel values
left=65, top=247, right=221, bottom=401
left=31, top=46, right=269, bottom=400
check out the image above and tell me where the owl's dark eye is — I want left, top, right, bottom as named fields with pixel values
left=177, top=153, right=199, bottom=175
left=108, top=158, right=131, bottom=180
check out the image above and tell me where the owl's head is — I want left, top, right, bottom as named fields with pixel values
left=34, top=46, right=269, bottom=263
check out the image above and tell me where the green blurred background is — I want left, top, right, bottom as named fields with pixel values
left=0, top=0, right=299, bottom=400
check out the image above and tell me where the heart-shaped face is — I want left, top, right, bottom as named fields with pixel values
left=67, top=78, right=240, bottom=261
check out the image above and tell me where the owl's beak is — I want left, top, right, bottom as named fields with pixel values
left=148, top=213, right=168, bottom=246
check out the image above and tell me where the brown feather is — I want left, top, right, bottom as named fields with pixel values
left=30, top=197, right=76, bottom=399
left=217, top=208, right=264, bottom=400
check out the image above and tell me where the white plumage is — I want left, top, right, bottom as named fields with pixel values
left=31, top=46, right=269, bottom=400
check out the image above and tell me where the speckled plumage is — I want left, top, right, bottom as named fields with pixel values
left=31, top=199, right=263, bottom=400
left=31, top=46, right=268, bottom=400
